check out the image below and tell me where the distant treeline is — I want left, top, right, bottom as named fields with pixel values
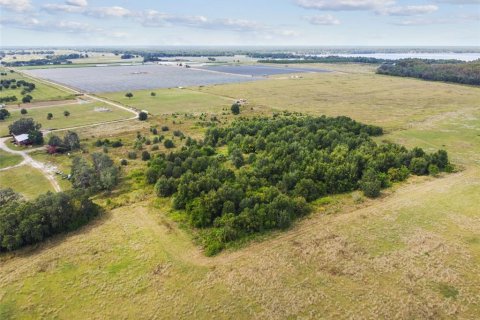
left=2, top=53, right=87, bottom=67
left=0, top=189, right=101, bottom=252
left=258, top=55, right=388, bottom=64
left=377, top=59, right=480, bottom=86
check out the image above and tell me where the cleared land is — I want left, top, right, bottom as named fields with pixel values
left=0, top=101, right=134, bottom=136
left=1, top=65, right=479, bottom=318
left=101, top=88, right=233, bottom=115
left=0, top=150, right=22, bottom=169
left=0, top=68, right=74, bottom=103
left=22, top=65, right=325, bottom=93
left=0, top=166, right=54, bottom=199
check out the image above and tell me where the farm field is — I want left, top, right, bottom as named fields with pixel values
left=101, top=88, right=233, bottom=115
left=0, top=101, right=134, bottom=136
left=0, top=150, right=22, bottom=169
left=0, top=166, right=55, bottom=199
left=22, top=64, right=327, bottom=93
left=1, top=66, right=479, bottom=318
left=0, top=68, right=74, bottom=103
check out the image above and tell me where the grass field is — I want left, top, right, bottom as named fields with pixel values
left=1, top=65, right=479, bottom=319
left=0, top=101, right=134, bottom=136
left=100, top=88, right=233, bottom=115
left=0, top=166, right=54, bottom=199
left=193, top=70, right=480, bottom=130
left=0, top=150, right=23, bottom=169
left=0, top=68, right=74, bottom=104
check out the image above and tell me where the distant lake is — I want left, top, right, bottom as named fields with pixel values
left=23, top=64, right=327, bottom=93
left=313, top=53, right=480, bottom=61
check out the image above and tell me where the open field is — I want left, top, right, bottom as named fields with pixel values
left=1, top=66, right=479, bottom=318
left=0, top=165, right=54, bottom=199
left=0, top=101, right=134, bottom=136
left=0, top=150, right=22, bottom=169
left=22, top=64, right=327, bottom=93
left=0, top=68, right=74, bottom=104
left=193, top=70, right=480, bottom=130
left=101, top=88, right=233, bottom=115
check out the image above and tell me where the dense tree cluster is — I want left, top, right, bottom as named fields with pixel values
left=47, top=131, right=81, bottom=154
left=2, top=54, right=86, bottom=67
left=0, top=189, right=100, bottom=252
left=377, top=59, right=480, bottom=85
left=0, top=96, right=17, bottom=103
left=71, top=153, right=120, bottom=192
left=0, top=108, right=10, bottom=120
left=8, top=118, right=43, bottom=144
left=145, top=115, right=450, bottom=254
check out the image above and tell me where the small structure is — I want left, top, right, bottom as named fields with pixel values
left=13, top=133, right=30, bottom=145
left=0, top=104, right=5, bottom=109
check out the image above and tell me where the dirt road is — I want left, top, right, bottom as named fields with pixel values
left=0, top=137, right=61, bottom=192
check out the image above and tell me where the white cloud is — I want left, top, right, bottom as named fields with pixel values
left=0, top=16, right=128, bottom=38
left=434, top=0, right=479, bottom=3
left=377, top=5, right=439, bottom=16
left=0, top=0, right=32, bottom=12
left=86, top=6, right=132, bottom=18
left=295, top=0, right=394, bottom=11
left=66, top=0, right=88, bottom=7
left=42, top=4, right=85, bottom=14
left=305, top=14, right=340, bottom=25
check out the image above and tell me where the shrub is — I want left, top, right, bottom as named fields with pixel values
left=138, top=111, right=148, bottom=121
left=120, top=159, right=128, bottom=166
left=231, top=103, right=241, bottom=115
left=141, top=151, right=151, bottom=161
left=127, top=151, right=137, bottom=159
left=161, top=126, right=169, bottom=131
left=164, top=139, right=175, bottom=149
left=20, top=108, right=28, bottom=114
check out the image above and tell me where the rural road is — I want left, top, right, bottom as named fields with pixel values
left=0, top=137, right=62, bottom=192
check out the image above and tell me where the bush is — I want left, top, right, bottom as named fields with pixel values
left=151, top=145, right=159, bottom=151
left=127, top=151, right=137, bottom=159
left=20, top=108, right=28, bottom=114
left=164, top=139, right=175, bottom=149
left=360, top=170, right=382, bottom=198
left=231, top=103, right=241, bottom=115
left=120, top=159, right=128, bottom=166
left=161, top=126, right=169, bottom=131
left=138, top=111, right=148, bottom=121
left=141, top=151, right=151, bottom=161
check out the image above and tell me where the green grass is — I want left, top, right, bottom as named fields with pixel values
left=100, top=88, right=233, bottom=115
left=193, top=71, right=480, bottom=131
left=0, top=150, right=22, bottom=169
left=0, top=102, right=133, bottom=136
left=0, top=166, right=54, bottom=199
left=0, top=68, right=74, bottom=103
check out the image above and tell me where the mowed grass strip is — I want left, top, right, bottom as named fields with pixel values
left=0, top=68, right=74, bottom=103
left=0, top=150, right=23, bottom=169
left=100, top=88, right=232, bottom=115
left=0, top=102, right=133, bottom=136
left=0, top=166, right=54, bottom=199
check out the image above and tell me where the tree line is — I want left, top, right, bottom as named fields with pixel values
left=257, top=55, right=387, bottom=64
left=377, top=59, right=480, bottom=86
left=144, top=115, right=451, bottom=255
left=0, top=188, right=100, bottom=252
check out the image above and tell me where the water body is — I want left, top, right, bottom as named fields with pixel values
left=24, top=64, right=325, bottom=93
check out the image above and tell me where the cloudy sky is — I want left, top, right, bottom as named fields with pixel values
left=0, top=0, right=479, bottom=46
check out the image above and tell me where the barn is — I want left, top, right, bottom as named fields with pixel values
left=13, top=133, right=30, bottom=145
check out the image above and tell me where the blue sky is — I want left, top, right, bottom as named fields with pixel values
left=0, top=0, right=479, bottom=46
